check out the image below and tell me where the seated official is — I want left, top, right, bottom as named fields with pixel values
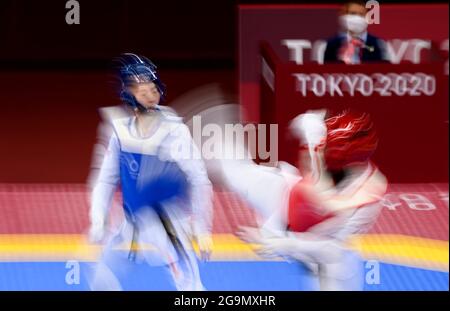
left=324, top=0, right=389, bottom=64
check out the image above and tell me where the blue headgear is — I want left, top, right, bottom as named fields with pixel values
left=116, top=53, right=166, bottom=112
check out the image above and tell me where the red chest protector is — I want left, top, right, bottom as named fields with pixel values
left=287, top=180, right=334, bottom=232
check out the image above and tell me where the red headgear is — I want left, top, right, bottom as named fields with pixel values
left=324, top=110, right=378, bottom=170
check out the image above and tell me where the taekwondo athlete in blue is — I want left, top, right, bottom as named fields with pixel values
left=88, top=53, right=213, bottom=291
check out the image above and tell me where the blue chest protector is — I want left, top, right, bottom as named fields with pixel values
left=119, top=151, right=189, bottom=218
left=113, top=117, right=190, bottom=220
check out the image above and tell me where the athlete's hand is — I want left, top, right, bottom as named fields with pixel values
left=236, top=226, right=264, bottom=244
left=196, top=234, right=213, bottom=261
left=256, top=237, right=295, bottom=259
left=290, top=110, right=327, bottom=147
left=88, top=222, right=106, bottom=244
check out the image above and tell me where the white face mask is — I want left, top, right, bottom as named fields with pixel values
left=339, top=14, right=368, bottom=35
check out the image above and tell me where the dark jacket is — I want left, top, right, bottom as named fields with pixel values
left=324, top=33, right=388, bottom=63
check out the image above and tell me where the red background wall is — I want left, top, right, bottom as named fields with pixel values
left=239, top=4, right=449, bottom=122
left=0, top=69, right=236, bottom=182
left=240, top=4, right=449, bottom=183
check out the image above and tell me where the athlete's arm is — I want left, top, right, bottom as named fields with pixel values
left=89, top=132, right=121, bottom=242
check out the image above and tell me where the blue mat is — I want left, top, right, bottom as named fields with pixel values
left=0, top=261, right=447, bottom=291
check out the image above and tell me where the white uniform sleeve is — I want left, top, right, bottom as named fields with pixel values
left=289, top=111, right=330, bottom=185
left=289, top=110, right=327, bottom=147
left=90, top=132, right=121, bottom=226
left=166, top=123, right=213, bottom=237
